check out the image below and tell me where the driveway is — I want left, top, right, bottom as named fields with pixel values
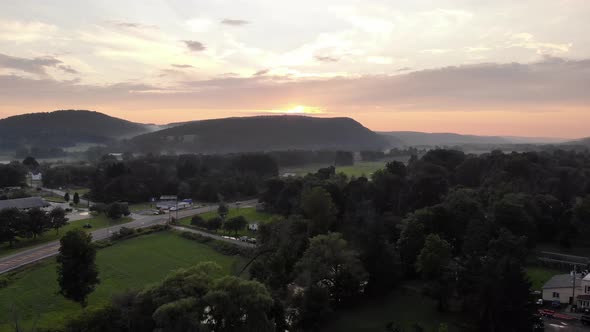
left=0, top=200, right=257, bottom=274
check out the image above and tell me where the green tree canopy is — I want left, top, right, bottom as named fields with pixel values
left=57, top=229, right=99, bottom=306
left=416, top=234, right=452, bottom=279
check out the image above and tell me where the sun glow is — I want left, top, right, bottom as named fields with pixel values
left=267, top=105, right=324, bottom=115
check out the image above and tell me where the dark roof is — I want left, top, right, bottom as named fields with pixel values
left=542, top=274, right=581, bottom=289
left=0, top=197, right=50, bottom=210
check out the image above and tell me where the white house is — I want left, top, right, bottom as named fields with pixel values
left=542, top=273, right=582, bottom=305
left=541, top=271, right=590, bottom=308
left=26, top=171, right=43, bottom=188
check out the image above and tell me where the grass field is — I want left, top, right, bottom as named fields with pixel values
left=0, top=231, right=240, bottom=331
left=526, top=266, right=563, bottom=291
left=0, top=215, right=131, bottom=258
left=324, top=288, right=466, bottom=332
left=129, top=202, right=157, bottom=212
left=283, top=158, right=410, bottom=178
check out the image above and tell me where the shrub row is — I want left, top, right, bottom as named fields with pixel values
left=178, top=231, right=254, bottom=257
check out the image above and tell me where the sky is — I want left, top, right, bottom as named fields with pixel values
left=0, top=0, right=589, bottom=138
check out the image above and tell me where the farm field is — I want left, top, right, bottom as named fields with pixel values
left=283, top=157, right=410, bottom=178
left=0, top=231, right=240, bottom=331
left=0, top=214, right=131, bottom=258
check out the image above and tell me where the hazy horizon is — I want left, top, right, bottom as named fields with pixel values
left=1, top=0, right=589, bottom=138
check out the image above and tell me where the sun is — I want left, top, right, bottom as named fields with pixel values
left=285, top=105, right=307, bottom=114
left=267, top=105, right=323, bottom=115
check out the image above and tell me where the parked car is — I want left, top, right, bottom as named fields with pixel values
left=536, top=299, right=543, bottom=306
left=551, top=300, right=561, bottom=308
left=239, top=236, right=248, bottom=242
left=581, top=315, right=590, bottom=326
left=247, top=237, right=257, bottom=244
left=83, top=223, right=92, bottom=229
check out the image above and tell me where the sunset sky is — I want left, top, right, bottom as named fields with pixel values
left=1, top=0, right=589, bottom=137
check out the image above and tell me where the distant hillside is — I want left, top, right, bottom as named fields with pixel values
left=130, top=116, right=388, bottom=153
left=380, top=131, right=512, bottom=147
left=0, top=110, right=150, bottom=150
left=567, top=137, right=590, bottom=146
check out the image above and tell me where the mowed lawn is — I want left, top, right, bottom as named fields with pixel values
left=526, top=266, right=563, bottom=291
left=0, top=214, right=131, bottom=258
left=0, top=231, right=240, bottom=331
left=324, top=289, right=466, bottom=332
left=179, top=207, right=278, bottom=226
left=283, top=160, right=404, bottom=178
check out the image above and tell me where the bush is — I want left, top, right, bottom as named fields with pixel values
left=191, top=215, right=205, bottom=226
left=178, top=231, right=253, bottom=256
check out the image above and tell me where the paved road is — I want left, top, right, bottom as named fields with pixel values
left=0, top=200, right=257, bottom=274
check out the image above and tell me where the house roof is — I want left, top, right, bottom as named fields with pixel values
left=0, top=197, right=50, bottom=210
left=543, top=274, right=581, bottom=289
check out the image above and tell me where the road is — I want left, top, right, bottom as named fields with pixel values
left=0, top=200, right=257, bottom=275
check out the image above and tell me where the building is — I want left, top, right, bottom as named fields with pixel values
left=0, top=197, right=50, bottom=210
left=26, top=171, right=43, bottom=188
left=541, top=272, right=590, bottom=308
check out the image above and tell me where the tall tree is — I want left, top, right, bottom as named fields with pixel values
left=301, top=187, right=338, bottom=235
left=49, top=207, right=69, bottom=234
left=218, top=201, right=229, bottom=220
left=22, top=156, right=39, bottom=169
left=416, top=234, right=451, bottom=279
left=73, top=192, right=80, bottom=205
left=57, top=229, right=99, bottom=306
left=64, top=192, right=70, bottom=202
left=295, top=233, right=367, bottom=305
left=24, top=208, right=50, bottom=239
left=0, top=208, right=25, bottom=247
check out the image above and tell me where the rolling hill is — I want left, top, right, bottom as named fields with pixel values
left=0, top=110, right=151, bottom=150
left=130, top=116, right=389, bottom=153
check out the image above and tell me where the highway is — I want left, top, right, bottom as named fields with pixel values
left=0, top=200, right=257, bottom=275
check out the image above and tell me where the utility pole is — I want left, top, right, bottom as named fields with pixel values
left=572, top=264, right=578, bottom=307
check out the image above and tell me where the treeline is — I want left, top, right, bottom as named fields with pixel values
left=89, top=153, right=278, bottom=203
left=0, top=207, right=68, bottom=246
left=249, top=149, right=590, bottom=331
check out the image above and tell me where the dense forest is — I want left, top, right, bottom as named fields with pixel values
left=20, top=148, right=589, bottom=331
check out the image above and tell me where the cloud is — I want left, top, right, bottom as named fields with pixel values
left=367, top=56, right=393, bottom=65
left=108, top=21, right=158, bottom=30
left=172, top=64, right=194, bottom=68
left=314, top=55, right=340, bottom=63
left=0, top=53, right=64, bottom=76
left=220, top=19, right=250, bottom=26
left=183, top=40, right=206, bottom=52
left=253, top=69, right=269, bottom=76
left=0, top=19, right=57, bottom=42
left=1, top=57, right=590, bottom=118
left=57, top=65, right=78, bottom=74
left=508, top=33, right=571, bottom=54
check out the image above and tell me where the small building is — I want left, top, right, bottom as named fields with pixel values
left=0, top=197, right=50, bottom=210
left=26, top=171, right=43, bottom=188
